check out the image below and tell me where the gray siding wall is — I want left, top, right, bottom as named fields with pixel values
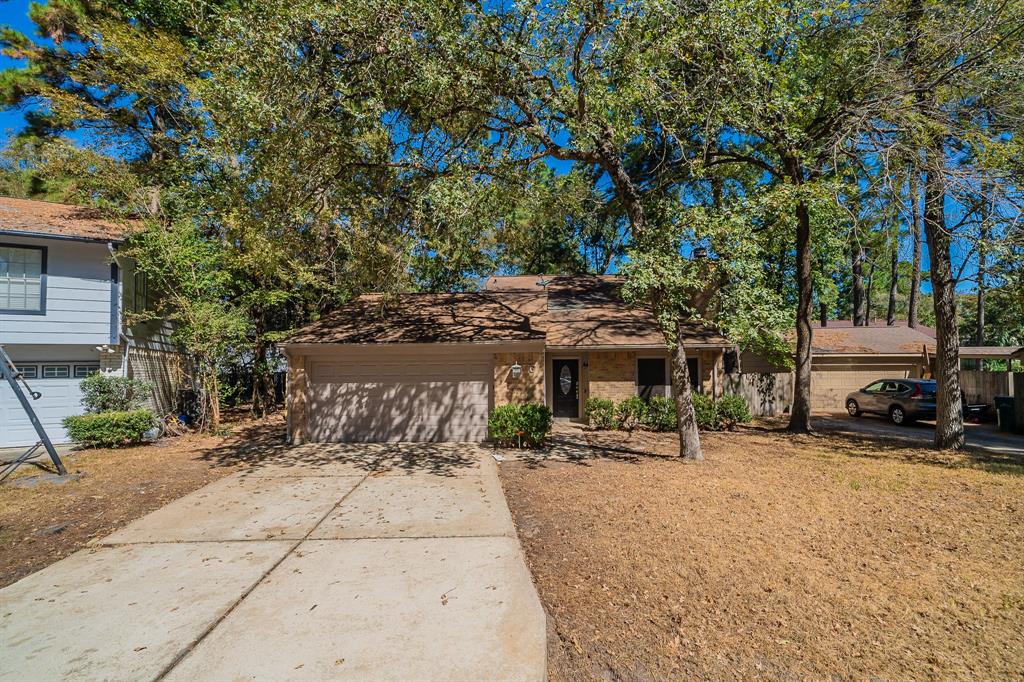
left=119, top=257, right=178, bottom=353
left=0, top=236, right=114, bottom=346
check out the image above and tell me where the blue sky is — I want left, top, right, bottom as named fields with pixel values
left=0, top=0, right=41, bottom=145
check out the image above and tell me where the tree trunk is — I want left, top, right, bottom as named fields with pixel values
left=851, top=242, right=866, bottom=325
left=600, top=149, right=702, bottom=459
left=669, top=327, right=703, bottom=461
left=865, top=256, right=876, bottom=323
left=250, top=341, right=275, bottom=417
left=908, top=168, right=924, bottom=328
left=922, top=139, right=964, bottom=450
left=977, top=217, right=987, bottom=346
left=788, top=199, right=814, bottom=434
left=887, top=226, right=899, bottom=325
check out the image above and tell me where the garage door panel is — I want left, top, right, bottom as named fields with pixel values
left=305, top=353, right=492, bottom=442
left=1, top=377, right=84, bottom=447
left=811, top=367, right=914, bottom=411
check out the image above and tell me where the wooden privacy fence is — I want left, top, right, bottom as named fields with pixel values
left=723, top=372, right=794, bottom=416
left=960, top=370, right=1014, bottom=404
left=723, top=370, right=1022, bottom=418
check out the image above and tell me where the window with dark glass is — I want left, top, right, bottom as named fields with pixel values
left=74, top=365, right=100, bottom=378
left=42, top=365, right=70, bottom=379
left=637, top=358, right=668, bottom=399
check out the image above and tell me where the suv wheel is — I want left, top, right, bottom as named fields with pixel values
left=846, top=399, right=862, bottom=417
left=889, top=405, right=908, bottom=425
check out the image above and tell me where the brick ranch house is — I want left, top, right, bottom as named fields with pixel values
left=281, top=276, right=944, bottom=443
left=281, top=275, right=735, bottom=443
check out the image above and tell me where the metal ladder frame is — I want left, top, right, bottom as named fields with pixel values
left=0, top=344, right=67, bottom=480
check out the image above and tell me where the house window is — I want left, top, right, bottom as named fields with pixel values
left=17, top=365, right=38, bottom=379
left=42, top=365, right=70, bottom=379
left=132, top=271, right=148, bottom=313
left=74, top=365, right=100, bottom=378
left=637, top=358, right=669, bottom=399
left=687, top=357, right=701, bottom=393
left=0, top=244, right=46, bottom=314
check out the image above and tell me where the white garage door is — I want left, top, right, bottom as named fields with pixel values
left=1, top=364, right=93, bottom=447
left=306, top=351, right=492, bottom=442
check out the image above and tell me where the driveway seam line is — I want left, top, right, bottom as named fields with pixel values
left=152, top=471, right=371, bottom=682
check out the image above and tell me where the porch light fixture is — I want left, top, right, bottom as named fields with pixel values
left=510, top=362, right=523, bottom=379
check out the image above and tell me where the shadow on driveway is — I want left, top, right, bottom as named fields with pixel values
left=196, top=419, right=482, bottom=477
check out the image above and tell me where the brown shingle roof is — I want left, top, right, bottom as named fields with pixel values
left=811, top=324, right=937, bottom=355
left=286, top=275, right=731, bottom=348
left=543, top=275, right=727, bottom=348
left=0, top=196, right=133, bottom=242
left=286, top=292, right=548, bottom=344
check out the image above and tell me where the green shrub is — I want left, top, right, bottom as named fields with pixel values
left=80, top=373, right=154, bottom=413
left=616, top=396, right=648, bottom=430
left=642, top=396, right=678, bottom=431
left=691, top=393, right=721, bottom=431
left=488, top=403, right=552, bottom=448
left=63, top=410, right=156, bottom=448
left=584, top=398, right=619, bottom=430
left=716, top=394, right=753, bottom=430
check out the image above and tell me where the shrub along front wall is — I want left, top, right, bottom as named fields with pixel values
left=63, top=409, right=156, bottom=448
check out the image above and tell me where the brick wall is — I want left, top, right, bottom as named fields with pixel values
left=493, top=352, right=544, bottom=406
left=588, top=351, right=637, bottom=402
left=99, top=346, right=125, bottom=375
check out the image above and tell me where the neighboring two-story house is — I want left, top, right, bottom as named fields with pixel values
left=0, top=196, right=182, bottom=447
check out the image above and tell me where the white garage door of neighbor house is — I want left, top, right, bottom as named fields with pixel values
left=306, top=352, right=492, bottom=442
left=0, top=364, right=94, bottom=447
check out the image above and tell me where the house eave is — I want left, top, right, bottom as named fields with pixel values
left=0, top=229, right=125, bottom=244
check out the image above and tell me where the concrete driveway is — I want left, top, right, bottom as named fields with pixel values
left=0, top=443, right=546, bottom=681
left=815, top=413, right=1023, bottom=457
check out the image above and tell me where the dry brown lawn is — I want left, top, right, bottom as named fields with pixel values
left=0, top=412, right=286, bottom=588
left=499, top=423, right=1024, bottom=681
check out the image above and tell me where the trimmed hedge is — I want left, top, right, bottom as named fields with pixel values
left=63, top=409, right=156, bottom=448
left=584, top=398, right=618, bottom=430
left=644, top=396, right=677, bottom=431
left=489, top=403, right=552, bottom=448
left=585, top=393, right=751, bottom=433
left=616, top=396, right=648, bottom=430
left=691, top=393, right=720, bottom=431
left=716, top=394, right=753, bottom=430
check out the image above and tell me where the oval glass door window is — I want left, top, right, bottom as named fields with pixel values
left=559, top=365, right=572, bottom=395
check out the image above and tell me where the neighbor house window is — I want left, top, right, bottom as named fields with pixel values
left=42, top=365, right=70, bottom=379
left=74, top=365, right=100, bottom=378
left=0, top=244, right=46, bottom=313
left=17, top=365, right=38, bottom=379
left=637, top=358, right=669, bottom=399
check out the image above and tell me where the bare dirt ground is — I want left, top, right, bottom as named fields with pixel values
left=0, top=411, right=286, bottom=588
left=498, top=420, right=1024, bottom=681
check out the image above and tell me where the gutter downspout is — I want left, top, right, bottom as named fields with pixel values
left=107, top=242, right=128, bottom=375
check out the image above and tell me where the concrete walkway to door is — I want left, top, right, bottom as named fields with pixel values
left=0, top=443, right=546, bottom=681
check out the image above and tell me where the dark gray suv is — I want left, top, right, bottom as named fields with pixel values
left=845, top=379, right=938, bottom=425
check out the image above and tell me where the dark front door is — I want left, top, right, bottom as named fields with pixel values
left=552, top=359, right=579, bottom=418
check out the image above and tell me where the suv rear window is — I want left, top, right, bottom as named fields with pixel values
left=918, top=382, right=937, bottom=397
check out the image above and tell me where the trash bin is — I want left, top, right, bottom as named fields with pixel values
left=994, top=395, right=1014, bottom=432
